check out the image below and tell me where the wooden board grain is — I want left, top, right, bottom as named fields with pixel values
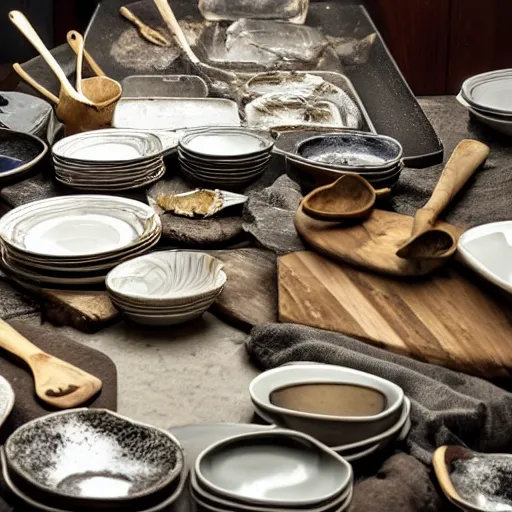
left=278, top=251, right=512, bottom=378
left=295, top=204, right=462, bottom=277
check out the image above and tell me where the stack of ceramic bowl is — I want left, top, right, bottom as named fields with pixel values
left=190, top=429, right=354, bottom=512
left=51, top=129, right=178, bottom=191
left=106, top=250, right=226, bottom=326
left=1, top=409, right=186, bottom=511
left=178, top=127, right=274, bottom=189
left=457, top=69, right=512, bottom=136
left=0, top=195, right=161, bottom=287
left=285, top=132, right=404, bottom=192
left=249, top=363, right=410, bottom=463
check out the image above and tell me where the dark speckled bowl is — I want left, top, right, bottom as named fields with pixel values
left=0, top=127, right=48, bottom=183
left=4, top=409, right=184, bottom=511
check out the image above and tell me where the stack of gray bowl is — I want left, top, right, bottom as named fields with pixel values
left=250, top=363, right=410, bottom=463
left=178, top=127, right=274, bottom=189
left=1, top=409, right=186, bottom=511
left=457, top=69, right=512, bottom=136
left=190, top=429, right=354, bottom=511
left=285, top=132, right=404, bottom=193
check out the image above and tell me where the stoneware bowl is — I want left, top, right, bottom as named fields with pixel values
left=433, top=445, right=512, bottom=512
left=106, top=251, right=226, bottom=305
left=249, top=364, right=404, bottom=446
left=4, top=409, right=184, bottom=511
left=296, top=133, right=404, bottom=171
left=286, top=155, right=403, bottom=193
left=195, top=429, right=352, bottom=507
left=0, top=127, right=48, bottom=184
left=0, top=376, right=15, bottom=430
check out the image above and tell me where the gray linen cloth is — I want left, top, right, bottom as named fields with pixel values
left=246, top=323, right=512, bottom=465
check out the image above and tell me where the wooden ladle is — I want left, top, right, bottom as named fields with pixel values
left=302, top=174, right=391, bottom=220
left=396, top=139, right=490, bottom=260
left=0, top=319, right=102, bottom=409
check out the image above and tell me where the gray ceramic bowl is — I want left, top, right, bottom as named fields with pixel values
left=4, top=409, right=184, bottom=511
left=195, top=429, right=352, bottom=507
left=249, top=364, right=404, bottom=447
left=296, top=133, right=403, bottom=171
left=286, top=155, right=402, bottom=193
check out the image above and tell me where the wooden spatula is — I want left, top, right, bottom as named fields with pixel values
left=0, top=319, right=102, bottom=409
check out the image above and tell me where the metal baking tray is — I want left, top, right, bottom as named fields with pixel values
left=19, top=0, right=443, bottom=167
left=121, top=75, right=209, bottom=98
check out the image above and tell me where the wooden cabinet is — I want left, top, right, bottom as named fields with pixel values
left=365, top=0, right=512, bottom=95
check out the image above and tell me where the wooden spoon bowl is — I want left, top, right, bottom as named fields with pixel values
left=302, top=175, right=391, bottom=221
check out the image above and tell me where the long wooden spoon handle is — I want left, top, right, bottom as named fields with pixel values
left=0, top=319, right=45, bottom=361
left=410, top=139, right=489, bottom=236
left=432, top=447, right=462, bottom=503
left=153, top=0, right=200, bottom=64
left=67, top=31, right=105, bottom=77
left=12, top=63, right=59, bottom=104
left=9, top=11, right=85, bottom=103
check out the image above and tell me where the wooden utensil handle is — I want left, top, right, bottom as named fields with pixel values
left=9, top=11, right=84, bottom=103
left=12, top=63, right=59, bottom=104
left=66, top=31, right=105, bottom=77
left=411, top=139, right=489, bottom=236
left=432, top=447, right=462, bottom=503
left=0, top=319, right=45, bottom=361
left=120, top=6, right=145, bottom=28
left=153, top=0, right=200, bottom=64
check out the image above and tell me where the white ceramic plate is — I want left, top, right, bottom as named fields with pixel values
left=52, top=129, right=175, bottom=163
left=106, top=251, right=226, bottom=302
left=0, top=196, right=160, bottom=259
left=457, top=221, right=512, bottom=296
left=180, top=128, right=274, bottom=158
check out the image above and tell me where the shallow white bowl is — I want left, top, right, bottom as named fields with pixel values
left=106, top=251, right=226, bottom=304
left=250, top=364, right=404, bottom=446
left=457, top=221, right=512, bottom=297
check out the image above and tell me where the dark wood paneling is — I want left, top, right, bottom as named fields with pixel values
left=448, top=0, right=512, bottom=93
left=364, top=0, right=450, bottom=95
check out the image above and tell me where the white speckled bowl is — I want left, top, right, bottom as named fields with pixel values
left=0, top=376, right=14, bottom=430
left=106, top=250, right=226, bottom=325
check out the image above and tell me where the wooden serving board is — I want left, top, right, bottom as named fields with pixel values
left=278, top=251, right=512, bottom=379
left=294, top=204, right=463, bottom=277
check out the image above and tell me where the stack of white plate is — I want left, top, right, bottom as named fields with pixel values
left=190, top=429, right=354, bottom=512
left=178, top=127, right=274, bottom=189
left=250, top=363, right=411, bottom=463
left=106, top=251, right=226, bottom=326
left=0, top=195, right=161, bottom=287
left=51, top=129, right=178, bottom=191
left=457, top=69, right=512, bottom=136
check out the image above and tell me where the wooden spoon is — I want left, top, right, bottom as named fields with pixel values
left=152, top=0, right=237, bottom=85
left=302, top=175, right=391, bottom=221
left=120, top=6, right=170, bottom=47
left=433, top=445, right=512, bottom=512
left=12, top=63, right=59, bottom=104
left=9, top=11, right=94, bottom=106
left=0, top=319, right=102, bottom=409
left=66, top=30, right=106, bottom=77
left=396, top=139, right=490, bottom=260
left=72, top=32, right=85, bottom=94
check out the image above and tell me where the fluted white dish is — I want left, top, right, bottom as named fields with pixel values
left=106, top=251, right=226, bottom=325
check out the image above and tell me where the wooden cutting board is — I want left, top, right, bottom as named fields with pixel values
left=278, top=251, right=512, bottom=378
left=294, top=204, right=462, bottom=277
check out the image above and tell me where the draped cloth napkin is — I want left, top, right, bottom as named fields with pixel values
left=246, top=323, right=512, bottom=465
